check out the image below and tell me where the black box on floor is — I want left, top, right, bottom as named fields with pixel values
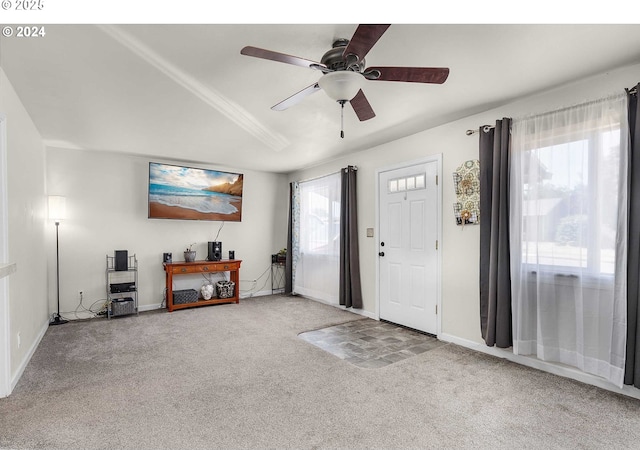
left=173, top=289, right=198, bottom=305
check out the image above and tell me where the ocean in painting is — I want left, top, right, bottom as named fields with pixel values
left=149, top=183, right=239, bottom=215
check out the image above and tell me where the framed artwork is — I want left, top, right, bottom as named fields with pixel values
left=148, top=162, right=243, bottom=221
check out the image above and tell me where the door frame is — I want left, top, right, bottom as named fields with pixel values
left=375, top=154, right=443, bottom=336
left=0, top=114, right=10, bottom=397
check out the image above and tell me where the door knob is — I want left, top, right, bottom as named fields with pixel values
left=378, top=252, right=385, bottom=257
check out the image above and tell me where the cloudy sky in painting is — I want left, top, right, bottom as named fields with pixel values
left=149, top=163, right=239, bottom=190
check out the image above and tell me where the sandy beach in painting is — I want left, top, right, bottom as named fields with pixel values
left=149, top=199, right=242, bottom=221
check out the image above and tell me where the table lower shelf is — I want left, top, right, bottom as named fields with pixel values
left=170, top=296, right=239, bottom=310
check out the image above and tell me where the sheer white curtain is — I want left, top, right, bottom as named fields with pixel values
left=510, top=94, right=629, bottom=387
left=293, top=172, right=341, bottom=304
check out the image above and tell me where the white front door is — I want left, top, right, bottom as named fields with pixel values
left=377, top=158, right=440, bottom=334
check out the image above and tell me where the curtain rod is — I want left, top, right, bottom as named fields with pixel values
left=295, top=165, right=357, bottom=184
left=296, top=170, right=340, bottom=184
left=513, top=92, right=626, bottom=123
left=465, top=85, right=636, bottom=135
left=466, top=125, right=494, bottom=135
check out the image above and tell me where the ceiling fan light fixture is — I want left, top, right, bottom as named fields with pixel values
left=318, top=70, right=364, bottom=102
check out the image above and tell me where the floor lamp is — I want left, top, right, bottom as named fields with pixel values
left=48, top=196, right=68, bottom=326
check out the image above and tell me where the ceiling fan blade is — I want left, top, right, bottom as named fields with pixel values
left=241, top=46, right=327, bottom=71
left=271, top=82, right=321, bottom=111
left=350, top=89, right=375, bottom=121
left=365, top=66, right=450, bottom=84
left=343, top=24, right=391, bottom=62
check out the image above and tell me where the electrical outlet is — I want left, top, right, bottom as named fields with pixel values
left=17, top=332, right=21, bottom=348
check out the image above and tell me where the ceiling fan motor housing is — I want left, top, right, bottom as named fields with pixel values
left=321, top=39, right=365, bottom=72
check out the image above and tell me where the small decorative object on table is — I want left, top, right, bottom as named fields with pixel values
left=184, top=243, right=196, bottom=262
left=201, top=283, right=214, bottom=300
left=216, top=280, right=235, bottom=299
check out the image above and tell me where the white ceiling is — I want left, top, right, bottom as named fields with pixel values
left=2, top=24, right=640, bottom=173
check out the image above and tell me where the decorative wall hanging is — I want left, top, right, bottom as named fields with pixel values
left=148, top=162, right=243, bottom=222
left=453, top=159, right=480, bottom=226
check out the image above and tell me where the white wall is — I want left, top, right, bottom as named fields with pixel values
left=0, top=68, right=49, bottom=389
left=46, top=147, right=288, bottom=317
left=288, top=62, right=640, bottom=345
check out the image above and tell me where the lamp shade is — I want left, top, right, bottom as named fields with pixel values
left=318, top=71, right=364, bottom=102
left=48, top=196, right=66, bottom=222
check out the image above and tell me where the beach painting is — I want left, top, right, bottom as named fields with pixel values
left=148, top=162, right=243, bottom=221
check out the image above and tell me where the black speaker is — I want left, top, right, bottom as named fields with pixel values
left=163, top=252, right=172, bottom=263
left=208, top=241, right=222, bottom=261
left=115, top=250, right=128, bottom=271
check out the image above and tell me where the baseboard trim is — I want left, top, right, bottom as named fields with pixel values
left=138, top=303, right=163, bottom=313
left=347, top=307, right=376, bottom=319
left=293, top=294, right=377, bottom=320
left=438, top=333, right=640, bottom=401
left=240, top=290, right=274, bottom=299
left=11, top=317, right=49, bottom=394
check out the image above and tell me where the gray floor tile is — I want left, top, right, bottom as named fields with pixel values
left=299, top=318, right=446, bottom=368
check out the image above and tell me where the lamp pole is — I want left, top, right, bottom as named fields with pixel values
left=50, top=219, right=67, bottom=325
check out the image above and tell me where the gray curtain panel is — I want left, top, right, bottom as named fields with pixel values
left=284, top=182, right=294, bottom=295
left=625, top=83, right=640, bottom=387
left=479, top=118, right=513, bottom=348
left=339, top=166, right=363, bottom=308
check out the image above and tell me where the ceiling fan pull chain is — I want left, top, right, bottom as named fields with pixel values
left=340, top=100, right=345, bottom=138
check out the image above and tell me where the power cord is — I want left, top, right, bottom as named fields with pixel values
left=60, top=291, right=108, bottom=321
left=240, top=264, right=272, bottom=297
left=214, top=221, right=224, bottom=241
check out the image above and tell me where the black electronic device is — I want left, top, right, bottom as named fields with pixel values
left=110, top=282, right=136, bottom=293
left=163, top=252, right=172, bottom=263
left=228, top=250, right=235, bottom=260
left=115, top=250, right=128, bottom=271
left=208, top=241, right=222, bottom=261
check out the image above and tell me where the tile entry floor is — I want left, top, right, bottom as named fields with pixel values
left=299, top=319, right=446, bottom=369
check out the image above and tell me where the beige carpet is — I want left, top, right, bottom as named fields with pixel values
left=1, top=294, right=640, bottom=449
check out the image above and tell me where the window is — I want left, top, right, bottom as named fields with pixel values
left=293, top=172, right=341, bottom=304
left=299, top=175, right=340, bottom=255
left=519, top=129, right=620, bottom=275
left=388, top=173, right=426, bottom=193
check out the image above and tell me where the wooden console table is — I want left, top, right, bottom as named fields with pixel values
left=163, top=260, right=242, bottom=312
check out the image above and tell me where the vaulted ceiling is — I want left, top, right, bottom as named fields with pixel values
left=2, top=24, right=640, bottom=173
